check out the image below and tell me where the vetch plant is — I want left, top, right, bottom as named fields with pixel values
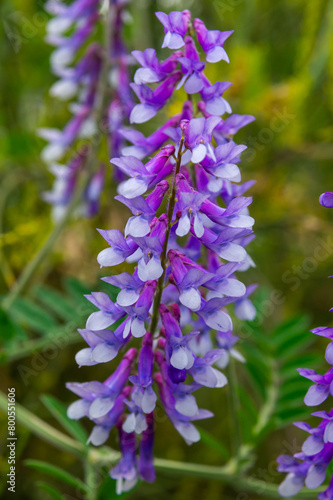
left=66, top=7, right=257, bottom=492
left=278, top=201, right=333, bottom=499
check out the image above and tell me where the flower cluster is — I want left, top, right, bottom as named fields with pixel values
left=67, top=9, right=256, bottom=492
left=278, top=332, right=333, bottom=499
left=40, top=0, right=134, bottom=220
left=278, top=257, right=333, bottom=494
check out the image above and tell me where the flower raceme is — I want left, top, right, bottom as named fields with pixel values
left=41, top=0, right=134, bottom=220
left=277, top=209, right=333, bottom=496
left=67, top=9, right=257, bottom=492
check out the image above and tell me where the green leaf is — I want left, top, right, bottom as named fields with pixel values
left=273, top=315, right=310, bottom=348
left=0, top=307, right=27, bottom=346
left=275, top=406, right=310, bottom=427
left=197, top=427, right=230, bottom=460
left=8, top=297, right=57, bottom=334
left=37, top=482, right=66, bottom=500
left=25, top=460, right=87, bottom=492
left=33, top=285, right=75, bottom=322
left=63, top=277, right=93, bottom=303
left=41, top=394, right=88, bottom=445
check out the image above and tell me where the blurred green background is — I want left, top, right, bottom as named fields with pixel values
left=1, top=0, right=333, bottom=498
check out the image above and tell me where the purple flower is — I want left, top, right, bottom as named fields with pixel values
left=67, top=348, right=137, bottom=419
left=193, top=18, right=233, bottom=63
left=132, top=48, right=181, bottom=84
left=121, top=281, right=157, bottom=338
left=110, top=428, right=138, bottom=494
left=66, top=9, right=257, bottom=490
left=200, top=82, right=232, bottom=116
left=85, top=292, right=126, bottom=330
left=111, top=145, right=175, bottom=198
left=169, top=250, right=213, bottom=310
left=181, top=116, right=221, bottom=163
left=115, top=181, right=169, bottom=237
left=320, top=193, right=333, bottom=208
left=129, top=332, right=157, bottom=414
left=130, top=72, right=182, bottom=123
left=298, top=368, right=333, bottom=407
left=312, top=327, right=333, bottom=364
left=155, top=10, right=191, bottom=49
left=88, top=389, right=130, bottom=446
left=102, top=272, right=145, bottom=307
left=138, top=413, right=155, bottom=483
left=155, top=372, right=213, bottom=445
left=75, top=324, right=128, bottom=366
left=120, top=115, right=180, bottom=159
left=97, top=229, right=138, bottom=267
left=177, top=37, right=206, bottom=94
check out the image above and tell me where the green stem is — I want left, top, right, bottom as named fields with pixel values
left=150, top=138, right=184, bottom=335
left=0, top=390, right=85, bottom=458
left=84, top=460, right=99, bottom=500
left=252, top=358, right=279, bottom=438
left=0, top=329, right=81, bottom=364
left=0, top=391, right=322, bottom=499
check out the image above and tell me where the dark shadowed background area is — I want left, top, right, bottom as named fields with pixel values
left=1, top=0, right=333, bottom=498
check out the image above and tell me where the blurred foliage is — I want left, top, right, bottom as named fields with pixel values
left=1, top=0, right=333, bottom=499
